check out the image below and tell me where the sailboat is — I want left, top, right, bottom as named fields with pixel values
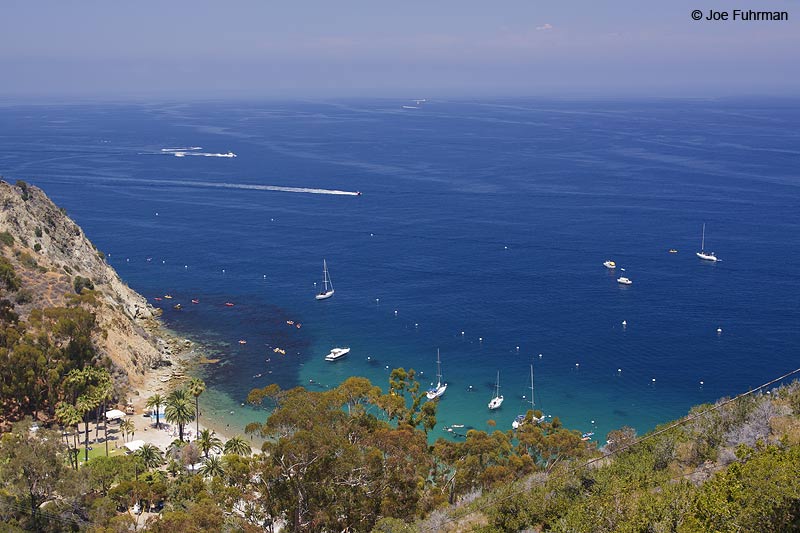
left=696, top=224, right=720, bottom=262
left=426, top=349, right=447, bottom=400
left=488, top=371, right=503, bottom=410
left=512, top=365, right=545, bottom=429
left=315, top=259, right=335, bottom=300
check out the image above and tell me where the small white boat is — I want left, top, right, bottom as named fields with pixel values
left=426, top=349, right=447, bottom=400
left=617, top=276, right=632, bottom=285
left=488, top=371, right=503, bottom=410
left=696, top=224, right=720, bottom=262
left=315, top=259, right=335, bottom=300
left=325, top=347, right=350, bottom=361
left=603, top=260, right=616, bottom=269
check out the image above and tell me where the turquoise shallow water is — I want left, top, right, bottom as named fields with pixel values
left=1, top=98, right=798, bottom=442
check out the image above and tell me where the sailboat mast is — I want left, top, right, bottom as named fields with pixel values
left=436, top=349, right=442, bottom=382
left=529, top=365, right=535, bottom=408
left=701, top=224, right=706, bottom=251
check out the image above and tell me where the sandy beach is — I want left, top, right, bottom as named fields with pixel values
left=121, top=332, right=261, bottom=455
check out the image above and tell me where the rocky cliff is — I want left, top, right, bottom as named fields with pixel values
left=0, top=179, right=170, bottom=389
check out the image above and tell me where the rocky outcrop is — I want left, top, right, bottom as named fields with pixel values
left=0, top=180, right=168, bottom=388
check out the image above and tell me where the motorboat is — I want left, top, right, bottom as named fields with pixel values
left=325, top=347, right=351, bottom=361
left=617, top=277, right=632, bottom=285
left=603, top=260, right=616, bottom=269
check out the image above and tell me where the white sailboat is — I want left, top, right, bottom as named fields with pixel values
left=426, top=349, right=447, bottom=400
left=696, top=223, right=720, bottom=262
left=315, top=259, right=335, bottom=300
left=488, top=371, right=503, bottom=410
left=512, top=365, right=544, bottom=429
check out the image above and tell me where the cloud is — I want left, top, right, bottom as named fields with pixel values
left=535, top=23, right=553, bottom=31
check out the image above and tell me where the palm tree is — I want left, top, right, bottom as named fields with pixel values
left=90, top=370, right=113, bottom=456
left=76, top=395, right=96, bottom=463
left=196, top=428, right=222, bottom=459
left=223, top=435, right=251, bottom=456
left=199, top=455, right=225, bottom=478
left=165, top=391, right=195, bottom=442
left=135, top=443, right=164, bottom=469
left=166, top=458, right=182, bottom=478
left=55, top=402, right=82, bottom=469
left=119, top=418, right=135, bottom=443
left=187, top=378, right=206, bottom=436
left=146, top=394, right=164, bottom=429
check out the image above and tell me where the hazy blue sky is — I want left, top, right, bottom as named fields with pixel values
left=1, top=0, right=797, bottom=99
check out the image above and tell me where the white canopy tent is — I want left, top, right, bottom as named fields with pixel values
left=105, top=409, right=126, bottom=421
left=124, top=440, right=146, bottom=453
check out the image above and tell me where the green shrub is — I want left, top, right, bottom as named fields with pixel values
left=17, top=251, right=38, bottom=269
left=15, top=180, right=29, bottom=200
left=0, top=231, right=13, bottom=247
left=73, top=275, right=95, bottom=294
left=33, top=243, right=41, bottom=252
left=14, top=289, right=32, bottom=305
left=34, top=227, right=42, bottom=238
left=0, top=256, right=20, bottom=291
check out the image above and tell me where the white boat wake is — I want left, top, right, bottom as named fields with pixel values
left=95, top=176, right=361, bottom=196
left=157, top=147, right=237, bottom=158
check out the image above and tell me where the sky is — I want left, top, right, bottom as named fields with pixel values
left=1, top=0, right=798, bottom=99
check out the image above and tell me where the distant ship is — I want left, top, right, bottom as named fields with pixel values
left=603, top=260, right=616, bottom=269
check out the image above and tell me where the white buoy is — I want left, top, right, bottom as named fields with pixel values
left=263, top=274, right=266, bottom=278
left=717, top=327, right=722, bottom=334
left=415, top=323, right=419, bottom=328
left=222, top=269, right=225, bottom=273
left=700, top=381, right=704, bottom=385
left=617, top=368, right=622, bottom=373
left=376, top=298, right=380, bottom=303
left=576, top=363, right=580, bottom=367
left=461, top=331, right=465, bottom=336
left=394, top=310, right=398, bottom=316
left=155, top=212, right=159, bottom=216
left=162, top=260, right=165, bottom=264
left=126, top=258, right=129, bottom=262
left=370, top=233, right=374, bottom=236
left=270, top=218, right=274, bottom=222
left=516, top=346, right=520, bottom=351
left=652, top=378, right=656, bottom=382
left=184, top=265, right=188, bottom=269
left=504, top=245, right=508, bottom=250
left=479, top=337, right=483, bottom=342
left=539, top=353, right=543, bottom=358
left=622, top=320, right=627, bottom=326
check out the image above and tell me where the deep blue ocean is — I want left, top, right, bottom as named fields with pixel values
left=1, top=98, right=798, bottom=442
